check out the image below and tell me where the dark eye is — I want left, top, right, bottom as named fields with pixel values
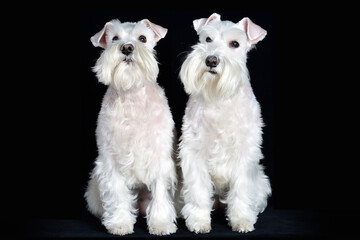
left=206, top=37, right=212, bottom=43
left=139, top=35, right=147, bottom=43
left=230, top=40, right=240, bottom=48
left=112, top=36, right=119, bottom=42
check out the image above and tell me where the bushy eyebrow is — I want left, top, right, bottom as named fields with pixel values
left=221, top=28, right=244, bottom=40
left=199, top=26, right=220, bottom=40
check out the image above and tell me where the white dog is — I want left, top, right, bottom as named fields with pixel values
left=179, top=13, right=271, bottom=233
left=84, top=19, right=177, bottom=236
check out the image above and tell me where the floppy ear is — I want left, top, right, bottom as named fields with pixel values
left=90, top=22, right=113, bottom=48
left=193, top=13, right=221, bottom=34
left=141, top=19, right=168, bottom=42
left=238, top=17, right=267, bottom=45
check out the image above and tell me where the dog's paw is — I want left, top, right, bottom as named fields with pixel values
left=148, top=222, right=177, bottom=236
left=185, top=215, right=211, bottom=234
left=230, top=219, right=255, bottom=233
left=105, top=223, right=134, bottom=236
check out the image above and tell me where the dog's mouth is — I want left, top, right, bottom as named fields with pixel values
left=207, top=69, right=217, bottom=74
left=123, top=57, right=133, bottom=64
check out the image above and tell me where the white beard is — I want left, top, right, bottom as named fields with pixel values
left=93, top=41, right=159, bottom=91
left=179, top=44, right=249, bottom=102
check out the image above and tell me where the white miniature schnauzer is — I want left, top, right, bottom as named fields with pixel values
left=179, top=13, right=271, bottom=233
left=84, top=19, right=177, bottom=236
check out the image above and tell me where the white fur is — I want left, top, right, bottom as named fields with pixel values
left=179, top=13, right=271, bottom=233
left=85, top=19, right=177, bottom=236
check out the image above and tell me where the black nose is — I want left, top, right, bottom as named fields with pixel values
left=205, top=55, right=219, bottom=68
left=121, top=43, right=134, bottom=56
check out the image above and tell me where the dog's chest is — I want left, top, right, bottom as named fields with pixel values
left=186, top=87, right=261, bottom=188
left=100, top=85, right=169, bottom=132
left=98, top=85, right=173, bottom=183
left=199, top=107, right=240, bottom=188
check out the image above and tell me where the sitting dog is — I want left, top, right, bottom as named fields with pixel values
left=178, top=13, right=271, bottom=233
left=85, top=19, right=177, bottom=236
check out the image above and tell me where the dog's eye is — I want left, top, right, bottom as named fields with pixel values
left=112, top=36, right=119, bottom=42
left=206, top=37, right=212, bottom=43
left=139, top=35, right=147, bottom=43
left=230, top=41, right=240, bottom=48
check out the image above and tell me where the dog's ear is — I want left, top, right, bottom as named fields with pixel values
left=91, top=22, right=113, bottom=48
left=193, top=13, right=221, bottom=34
left=238, top=17, right=267, bottom=45
left=141, top=19, right=168, bottom=42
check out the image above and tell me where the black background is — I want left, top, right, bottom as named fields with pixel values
left=2, top=4, right=358, bottom=238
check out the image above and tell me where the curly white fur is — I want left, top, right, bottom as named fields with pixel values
left=178, top=13, right=271, bottom=234
left=84, top=19, right=177, bottom=236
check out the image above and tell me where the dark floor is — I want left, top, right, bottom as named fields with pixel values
left=20, top=208, right=336, bottom=239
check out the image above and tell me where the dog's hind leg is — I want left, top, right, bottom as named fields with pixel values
left=85, top=175, right=103, bottom=217
left=254, top=164, right=271, bottom=213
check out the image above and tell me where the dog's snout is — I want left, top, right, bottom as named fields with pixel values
left=121, top=43, right=134, bottom=56
left=205, top=55, right=219, bottom=68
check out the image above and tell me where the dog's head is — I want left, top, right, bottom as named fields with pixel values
left=180, top=13, right=266, bottom=101
left=91, top=19, right=167, bottom=91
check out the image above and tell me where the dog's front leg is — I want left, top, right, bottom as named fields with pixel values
left=95, top=159, right=137, bottom=236
left=146, top=177, right=177, bottom=235
left=226, top=162, right=258, bottom=233
left=180, top=151, right=213, bottom=233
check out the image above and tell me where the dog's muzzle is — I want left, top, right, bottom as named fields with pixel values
left=121, top=43, right=134, bottom=56
left=205, top=55, right=219, bottom=74
left=120, top=43, right=134, bottom=63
